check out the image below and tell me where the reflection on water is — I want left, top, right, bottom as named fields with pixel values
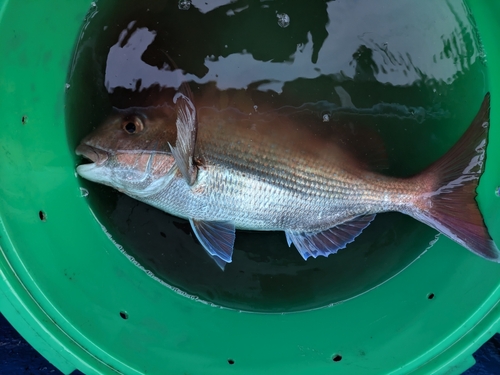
left=66, top=0, right=488, bottom=312
left=101, top=0, right=485, bottom=93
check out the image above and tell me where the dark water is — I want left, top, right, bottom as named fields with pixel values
left=65, top=0, right=488, bottom=312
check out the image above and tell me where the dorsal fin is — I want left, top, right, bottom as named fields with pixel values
left=331, top=86, right=387, bottom=170
left=267, top=99, right=389, bottom=172
left=333, top=123, right=389, bottom=171
left=334, top=86, right=355, bottom=108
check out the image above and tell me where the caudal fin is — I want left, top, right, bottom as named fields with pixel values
left=412, top=93, right=500, bottom=262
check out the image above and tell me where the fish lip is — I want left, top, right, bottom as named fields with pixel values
left=75, top=144, right=109, bottom=165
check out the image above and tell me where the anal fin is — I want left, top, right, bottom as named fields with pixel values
left=286, top=214, right=376, bottom=260
left=190, top=219, right=236, bottom=265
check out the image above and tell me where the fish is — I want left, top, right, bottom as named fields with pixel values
left=76, top=88, right=499, bottom=270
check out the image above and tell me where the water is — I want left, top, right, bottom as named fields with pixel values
left=65, top=0, right=488, bottom=313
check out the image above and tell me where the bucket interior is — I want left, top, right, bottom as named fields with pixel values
left=67, top=0, right=488, bottom=313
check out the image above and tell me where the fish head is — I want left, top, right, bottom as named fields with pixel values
left=76, top=105, right=177, bottom=196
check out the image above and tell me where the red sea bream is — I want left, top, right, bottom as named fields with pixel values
left=76, top=90, right=498, bottom=270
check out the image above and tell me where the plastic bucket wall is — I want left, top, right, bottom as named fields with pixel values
left=0, top=1, right=499, bottom=374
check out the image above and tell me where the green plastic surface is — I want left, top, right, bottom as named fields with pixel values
left=0, top=1, right=499, bottom=374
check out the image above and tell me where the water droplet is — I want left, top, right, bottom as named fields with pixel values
left=322, top=114, right=330, bottom=122
left=65, top=83, right=71, bottom=90
left=90, top=1, right=96, bottom=7
left=496, top=186, right=500, bottom=197
left=178, top=0, right=191, bottom=10
left=253, top=105, right=258, bottom=112
left=80, top=187, right=89, bottom=197
left=433, top=88, right=436, bottom=93
left=277, top=13, right=290, bottom=28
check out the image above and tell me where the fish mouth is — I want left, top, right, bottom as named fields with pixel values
left=76, top=144, right=109, bottom=165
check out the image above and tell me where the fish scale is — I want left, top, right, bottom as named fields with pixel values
left=147, top=145, right=402, bottom=232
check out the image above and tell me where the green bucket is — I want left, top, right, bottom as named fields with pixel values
left=0, top=1, right=499, bottom=374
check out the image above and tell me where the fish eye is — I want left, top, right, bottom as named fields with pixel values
left=122, top=116, right=144, bottom=135
left=125, top=122, right=136, bottom=133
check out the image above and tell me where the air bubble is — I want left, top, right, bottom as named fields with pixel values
left=65, top=83, right=71, bottom=90
left=178, top=0, right=191, bottom=10
left=322, top=114, right=330, bottom=122
left=277, top=13, right=290, bottom=28
left=496, top=187, right=500, bottom=197
left=80, top=187, right=89, bottom=197
left=253, top=105, right=258, bottom=112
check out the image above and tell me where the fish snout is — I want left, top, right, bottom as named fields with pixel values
left=76, top=144, right=109, bottom=165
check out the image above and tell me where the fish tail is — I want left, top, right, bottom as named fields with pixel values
left=411, top=93, right=499, bottom=261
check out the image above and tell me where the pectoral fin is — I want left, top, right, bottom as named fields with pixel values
left=286, top=214, right=376, bottom=260
left=189, top=219, right=236, bottom=264
left=169, top=87, right=198, bottom=185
